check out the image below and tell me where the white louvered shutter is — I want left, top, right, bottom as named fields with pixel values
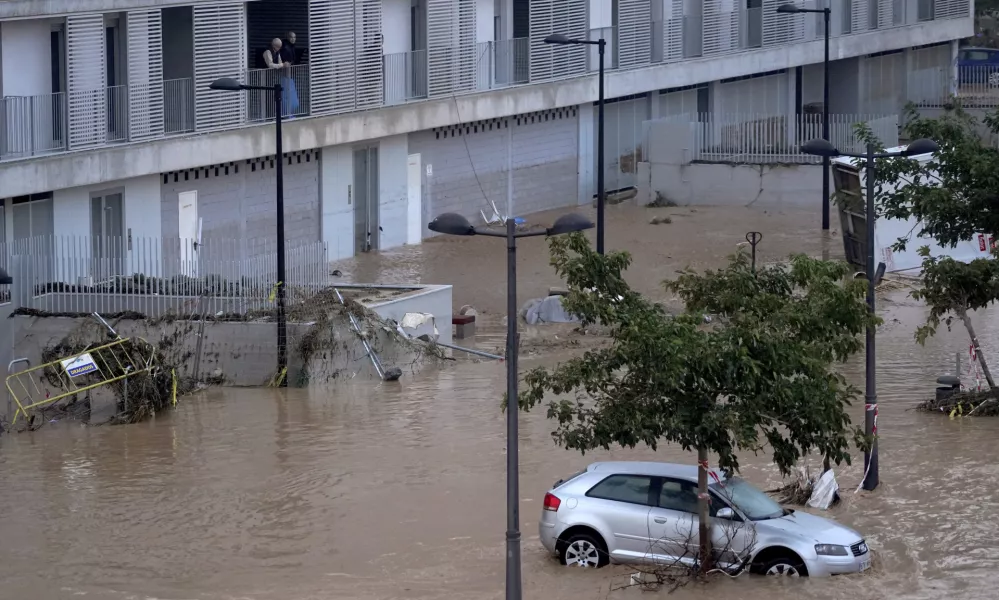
left=427, top=0, right=475, bottom=97
left=702, top=0, right=737, bottom=56
left=66, top=14, right=106, bottom=149
left=457, top=0, right=477, bottom=92
left=617, top=0, right=651, bottom=68
left=664, top=0, right=683, bottom=62
left=762, top=0, right=802, bottom=47
left=193, top=2, right=246, bottom=131
left=876, top=0, right=892, bottom=27
left=355, top=0, right=384, bottom=108
left=937, top=0, right=969, bottom=18
left=331, top=0, right=358, bottom=113
left=530, top=0, right=587, bottom=83
left=309, top=0, right=337, bottom=115
left=127, top=9, right=164, bottom=141
left=851, top=0, right=869, bottom=33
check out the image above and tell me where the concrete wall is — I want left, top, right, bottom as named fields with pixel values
left=382, top=0, right=411, bottom=55
left=0, top=0, right=213, bottom=19
left=0, top=17, right=973, bottom=198
left=377, top=134, right=411, bottom=250
left=320, top=145, right=354, bottom=261
left=53, top=174, right=162, bottom=238
left=641, top=120, right=822, bottom=209
left=362, top=283, right=453, bottom=345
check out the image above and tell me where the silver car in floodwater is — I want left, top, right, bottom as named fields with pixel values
left=539, top=461, right=871, bottom=577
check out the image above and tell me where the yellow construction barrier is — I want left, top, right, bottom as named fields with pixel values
left=6, top=337, right=157, bottom=426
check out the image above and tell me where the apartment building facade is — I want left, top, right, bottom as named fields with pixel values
left=0, top=0, right=973, bottom=266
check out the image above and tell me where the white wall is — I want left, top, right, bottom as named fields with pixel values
left=320, top=145, right=354, bottom=261
left=577, top=102, right=594, bottom=205
left=382, top=0, right=411, bottom=55
left=406, top=153, right=422, bottom=244
left=377, top=134, right=410, bottom=249
left=589, top=0, right=611, bottom=28
left=476, top=0, right=494, bottom=43
left=1, top=18, right=57, bottom=97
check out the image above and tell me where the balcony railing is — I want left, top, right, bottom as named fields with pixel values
left=0, top=4, right=971, bottom=164
left=0, top=92, right=67, bottom=160
left=492, top=38, right=529, bottom=87
left=245, top=64, right=311, bottom=122
left=164, top=78, right=196, bottom=135
left=106, top=85, right=129, bottom=143
left=384, top=49, right=428, bottom=104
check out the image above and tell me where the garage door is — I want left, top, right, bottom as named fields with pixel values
left=160, top=149, right=321, bottom=245
left=409, top=106, right=579, bottom=235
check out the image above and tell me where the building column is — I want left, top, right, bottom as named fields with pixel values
left=577, top=102, right=595, bottom=206
left=320, top=146, right=355, bottom=261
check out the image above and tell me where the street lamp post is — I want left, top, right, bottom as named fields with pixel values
left=801, top=137, right=939, bottom=491
left=544, top=33, right=607, bottom=254
left=428, top=213, right=594, bottom=600
left=777, top=3, right=832, bottom=230
left=209, top=77, right=288, bottom=384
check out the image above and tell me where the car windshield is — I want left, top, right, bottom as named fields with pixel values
left=709, top=477, right=785, bottom=520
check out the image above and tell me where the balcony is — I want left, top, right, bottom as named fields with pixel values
left=0, top=3, right=971, bottom=165
left=384, top=50, right=428, bottom=105
left=244, top=64, right=311, bottom=121
left=0, top=92, right=67, bottom=160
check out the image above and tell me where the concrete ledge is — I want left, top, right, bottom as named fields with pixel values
left=0, top=0, right=212, bottom=19
left=0, top=18, right=971, bottom=197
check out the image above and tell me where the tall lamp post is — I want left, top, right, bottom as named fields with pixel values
left=209, top=77, right=288, bottom=385
left=428, top=213, right=594, bottom=600
left=544, top=33, right=607, bottom=254
left=777, top=3, right=832, bottom=230
left=801, top=137, right=939, bottom=491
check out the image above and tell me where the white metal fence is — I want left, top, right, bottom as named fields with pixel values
left=4, top=235, right=331, bottom=317
left=0, top=92, right=68, bottom=160
left=647, top=113, right=900, bottom=164
left=910, top=64, right=999, bottom=108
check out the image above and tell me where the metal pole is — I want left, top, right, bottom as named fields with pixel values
left=822, top=8, right=831, bottom=231
left=596, top=39, right=606, bottom=255
left=274, top=83, right=288, bottom=386
left=505, top=218, right=522, bottom=600
left=863, top=142, right=879, bottom=491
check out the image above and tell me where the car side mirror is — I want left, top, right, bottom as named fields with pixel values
left=716, top=507, right=735, bottom=520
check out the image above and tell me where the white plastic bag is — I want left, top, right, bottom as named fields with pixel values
left=806, top=469, right=839, bottom=510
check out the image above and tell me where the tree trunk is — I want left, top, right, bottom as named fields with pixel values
left=822, top=455, right=831, bottom=473
left=959, top=308, right=997, bottom=390
left=697, top=446, right=713, bottom=573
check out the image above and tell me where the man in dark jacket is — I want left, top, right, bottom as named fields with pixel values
left=280, top=31, right=298, bottom=65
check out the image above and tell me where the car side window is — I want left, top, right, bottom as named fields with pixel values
left=967, top=50, right=991, bottom=62
left=586, top=474, right=653, bottom=505
left=657, top=479, right=700, bottom=514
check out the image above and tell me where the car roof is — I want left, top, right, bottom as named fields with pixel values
left=585, top=461, right=728, bottom=482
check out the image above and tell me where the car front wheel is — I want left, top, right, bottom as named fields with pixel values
left=760, top=556, right=807, bottom=577
left=559, top=532, right=608, bottom=568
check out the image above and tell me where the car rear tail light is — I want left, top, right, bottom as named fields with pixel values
left=543, top=492, right=561, bottom=512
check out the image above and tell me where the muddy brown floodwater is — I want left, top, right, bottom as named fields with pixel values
left=2, top=206, right=999, bottom=600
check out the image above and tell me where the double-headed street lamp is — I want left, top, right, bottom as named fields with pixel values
left=777, top=3, right=832, bottom=230
left=544, top=33, right=607, bottom=255
left=801, top=137, right=939, bottom=491
left=209, top=77, right=288, bottom=384
left=428, top=212, right=594, bottom=600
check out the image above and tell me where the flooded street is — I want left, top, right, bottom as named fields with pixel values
left=3, top=206, right=999, bottom=600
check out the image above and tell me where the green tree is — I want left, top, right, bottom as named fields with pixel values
left=861, top=106, right=999, bottom=390
left=517, top=234, right=875, bottom=570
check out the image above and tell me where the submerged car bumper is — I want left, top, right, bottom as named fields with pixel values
left=804, top=551, right=872, bottom=577
left=539, top=520, right=559, bottom=555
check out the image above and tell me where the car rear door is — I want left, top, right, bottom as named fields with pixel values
left=583, top=473, right=657, bottom=561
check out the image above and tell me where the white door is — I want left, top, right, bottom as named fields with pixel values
left=178, top=190, right=199, bottom=277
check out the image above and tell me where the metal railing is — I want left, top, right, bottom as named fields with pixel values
left=0, top=92, right=67, bottom=160
left=7, top=234, right=331, bottom=317
left=909, top=64, right=999, bottom=107
left=164, top=78, right=195, bottom=134
left=106, top=85, right=129, bottom=143
left=245, top=64, right=311, bottom=122
left=384, top=49, right=428, bottom=104
left=493, top=38, right=530, bottom=86
left=649, top=113, right=899, bottom=164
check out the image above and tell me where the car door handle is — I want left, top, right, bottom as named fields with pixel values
left=654, top=518, right=667, bottom=524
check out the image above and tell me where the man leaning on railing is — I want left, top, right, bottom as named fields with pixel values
left=262, top=37, right=300, bottom=118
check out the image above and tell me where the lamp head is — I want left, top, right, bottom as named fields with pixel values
left=209, top=77, right=243, bottom=92
left=776, top=3, right=803, bottom=13
left=800, top=138, right=840, bottom=158
left=0, top=267, right=10, bottom=285
left=547, top=213, right=595, bottom=236
left=428, top=212, right=476, bottom=236
left=904, top=138, right=939, bottom=156
left=544, top=34, right=573, bottom=45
